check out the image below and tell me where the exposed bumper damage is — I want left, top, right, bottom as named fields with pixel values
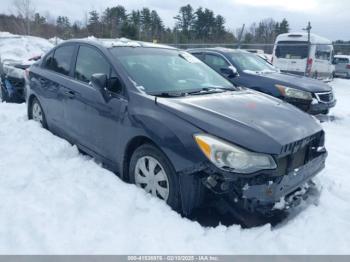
left=241, top=153, right=326, bottom=214
left=183, top=131, right=327, bottom=217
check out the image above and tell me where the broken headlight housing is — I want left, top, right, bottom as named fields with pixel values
left=194, top=134, right=277, bottom=174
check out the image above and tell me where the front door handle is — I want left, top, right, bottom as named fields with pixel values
left=65, top=90, right=75, bottom=99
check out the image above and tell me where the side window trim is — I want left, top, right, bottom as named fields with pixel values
left=41, top=44, right=78, bottom=78
left=73, top=44, right=111, bottom=84
left=41, top=50, right=54, bottom=69
left=73, top=44, right=126, bottom=97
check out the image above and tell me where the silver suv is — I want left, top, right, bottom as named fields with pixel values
left=333, top=55, right=350, bottom=78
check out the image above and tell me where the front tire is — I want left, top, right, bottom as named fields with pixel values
left=129, top=144, right=181, bottom=211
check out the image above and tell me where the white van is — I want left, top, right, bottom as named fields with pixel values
left=272, top=33, right=334, bottom=80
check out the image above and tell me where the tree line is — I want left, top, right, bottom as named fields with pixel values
left=0, top=0, right=291, bottom=45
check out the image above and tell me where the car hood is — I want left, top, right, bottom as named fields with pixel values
left=257, top=72, right=332, bottom=93
left=157, top=90, right=322, bottom=155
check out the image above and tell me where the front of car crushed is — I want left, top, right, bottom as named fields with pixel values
left=155, top=90, right=327, bottom=216
left=199, top=130, right=326, bottom=215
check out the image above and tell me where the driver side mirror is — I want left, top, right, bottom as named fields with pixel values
left=91, top=73, right=107, bottom=91
left=220, top=66, right=238, bottom=78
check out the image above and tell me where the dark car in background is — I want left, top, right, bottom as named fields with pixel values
left=188, top=48, right=336, bottom=115
left=26, top=39, right=327, bottom=224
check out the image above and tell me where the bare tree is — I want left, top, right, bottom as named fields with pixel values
left=13, top=0, right=36, bottom=35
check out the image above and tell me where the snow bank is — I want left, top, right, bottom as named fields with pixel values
left=48, top=37, right=64, bottom=46
left=0, top=79, right=350, bottom=254
left=0, top=32, right=53, bottom=63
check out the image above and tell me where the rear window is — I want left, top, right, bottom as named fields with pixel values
left=275, top=41, right=308, bottom=59
left=334, top=57, right=349, bottom=64
left=315, top=45, right=332, bottom=61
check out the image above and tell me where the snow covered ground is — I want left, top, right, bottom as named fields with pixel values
left=0, top=79, right=350, bottom=254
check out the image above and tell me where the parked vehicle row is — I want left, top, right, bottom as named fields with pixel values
left=24, top=38, right=328, bottom=224
left=188, top=48, right=336, bottom=115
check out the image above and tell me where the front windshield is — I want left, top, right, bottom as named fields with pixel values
left=110, top=47, right=233, bottom=94
left=229, top=52, right=277, bottom=73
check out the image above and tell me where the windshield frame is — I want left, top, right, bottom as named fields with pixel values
left=109, top=47, right=235, bottom=96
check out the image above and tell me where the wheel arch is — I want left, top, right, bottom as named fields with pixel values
left=122, top=135, right=162, bottom=182
left=27, top=94, right=37, bottom=119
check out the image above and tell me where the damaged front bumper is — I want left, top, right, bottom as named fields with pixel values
left=200, top=148, right=327, bottom=216
left=241, top=153, right=326, bottom=213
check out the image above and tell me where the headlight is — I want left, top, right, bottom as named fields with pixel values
left=275, top=84, right=312, bottom=100
left=194, top=134, right=277, bottom=174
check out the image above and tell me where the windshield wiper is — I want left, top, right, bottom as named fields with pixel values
left=149, top=91, right=187, bottom=97
left=149, top=86, right=236, bottom=97
left=187, top=87, right=235, bottom=95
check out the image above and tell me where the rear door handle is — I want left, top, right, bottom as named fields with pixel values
left=65, top=90, right=75, bottom=99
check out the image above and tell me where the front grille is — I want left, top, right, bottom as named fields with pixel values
left=280, top=131, right=323, bottom=156
left=276, top=131, right=325, bottom=176
left=315, top=91, right=334, bottom=103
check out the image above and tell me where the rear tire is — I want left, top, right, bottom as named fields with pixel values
left=29, top=97, right=47, bottom=128
left=129, top=144, right=181, bottom=212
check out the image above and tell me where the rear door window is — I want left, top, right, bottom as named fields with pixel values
left=204, top=54, right=230, bottom=72
left=275, top=41, right=309, bottom=59
left=190, top=52, right=204, bottom=60
left=333, top=57, right=349, bottom=64
left=42, top=51, right=54, bottom=70
left=74, top=45, right=110, bottom=84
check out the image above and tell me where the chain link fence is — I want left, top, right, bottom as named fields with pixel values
left=168, top=43, right=350, bottom=56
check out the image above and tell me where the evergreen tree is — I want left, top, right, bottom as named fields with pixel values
left=174, top=4, right=195, bottom=41
left=56, top=16, right=71, bottom=39
left=87, top=10, right=101, bottom=37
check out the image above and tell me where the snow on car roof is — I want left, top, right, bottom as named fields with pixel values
left=275, top=32, right=332, bottom=44
left=334, top=54, right=350, bottom=59
left=187, top=47, right=249, bottom=53
left=0, top=32, right=54, bottom=63
left=83, top=36, right=176, bottom=49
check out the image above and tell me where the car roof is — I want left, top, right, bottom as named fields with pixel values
left=276, top=32, right=332, bottom=44
left=187, top=47, right=249, bottom=55
left=334, top=55, right=350, bottom=59
left=63, top=37, right=177, bottom=50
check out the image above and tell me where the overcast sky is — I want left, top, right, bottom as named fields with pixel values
left=1, top=0, right=349, bottom=40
